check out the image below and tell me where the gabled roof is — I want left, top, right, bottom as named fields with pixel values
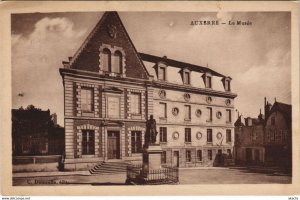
left=269, top=101, right=292, bottom=121
left=66, top=11, right=150, bottom=79
left=139, top=52, right=226, bottom=78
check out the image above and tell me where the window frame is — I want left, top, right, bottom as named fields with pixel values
left=130, top=92, right=142, bottom=115
left=197, top=149, right=202, bottom=162
left=208, top=149, right=213, bottom=160
left=185, top=128, right=192, bottom=143
left=131, top=131, right=142, bottom=153
left=161, top=151, right=167, bottom=164
left=82, top=130, right=95, bottom=155
left=159, top=102, right=167, bottom=119
left=186, top=150, right=192, bottom=162
left=80, top=87, right=94, bottom=112
left=160, top=127, right=168, bottom=143
left=158, top=66, right=166, bottom=81
left=184, top=105, right=191, bottom=120
left=226, top=129, right=232, bottom=143
left=207, top=107, right=212, bottom=122
left=226, top=109, right=232, bottom=123
left=207, top=129, right=213, bottom=143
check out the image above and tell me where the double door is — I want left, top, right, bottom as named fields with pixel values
left=107, top=131, right=120, bottom=159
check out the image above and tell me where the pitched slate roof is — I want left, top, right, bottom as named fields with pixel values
left=270, top=101, right=292, bottom=120
left=139, top=52, right=226, bottom=78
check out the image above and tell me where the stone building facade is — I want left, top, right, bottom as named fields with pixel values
left=59, top=12, right=237, bottom=170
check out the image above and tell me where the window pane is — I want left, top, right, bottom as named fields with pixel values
left=160, top=127, right=167, bottom=142
left=206, top=76, right=212, bottom=88
left=131, top=131, right=142, bottom=153
left=107, top=96, right=120, bottom=118
left=197, top=150, right=202, bottom=161
left=184, top=72, right=190, bottom=84
left=185, top=105, right=191, bottom=119
left=158, top=67, right=166, bottom=80
left=159, top=103, right=167, bottom=118
left=130, top=93, right=141, bottom=114
left=161, top=151, right=167, bottom=164
left=207, top=107, right=212, bottom=121
left=82, top=130, right=95, bottom=155
left=112, top=51, right=122, bottom=74
left=207, top=129, right=212, bottom=142
left=81, top=88, right=94, bottom=112
left=226, top=109, right=231, bottom=122
left=226, top=129, right=232, bottom=142
left=102, top=49, right=111, bottom=72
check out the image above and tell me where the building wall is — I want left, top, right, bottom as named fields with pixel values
left=153, top=87, right=235, bottom=167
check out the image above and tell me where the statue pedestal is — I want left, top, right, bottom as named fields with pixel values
left=142, top=144, right=163, bottom=173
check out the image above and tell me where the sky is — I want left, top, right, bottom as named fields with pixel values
left=11, top=12, right=291, bottom=126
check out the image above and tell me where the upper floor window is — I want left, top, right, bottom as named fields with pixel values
left=225, top=80, right=231, bottom=91
left=102, top=48, right=111, bottom=72
left=112, top=51, right=123, bottom=74
left=185, top=128, right=191, bottom=143
left=184, top=105, right=191, bottom=120
left=82, top=130, right=95, bottom=155
left=206, top=76, right=212, bottom=88
left=226, top=109, right=232, bottom=123
left=158, top=67, right=166, bottom=81
left=207, top=107, right=212, bottom=121
left=226, top=129, right=232, bottom=143
left=107, top=96, right=120, bottom=118
left=131, top=131, right=142, bottom=153
left=81, top=88, right=94, bottom=112
left=159, top=102, right=167, bottom=118
left=130, top=93, right=141, bottom=114
left=207, top=129, right=213, bottom=143
left=160, top=127, right=167, bottom=143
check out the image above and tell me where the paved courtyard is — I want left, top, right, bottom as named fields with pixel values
left=13, top=167, right=291, bottom=186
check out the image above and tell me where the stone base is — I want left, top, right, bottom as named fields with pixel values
left=142, top=144, right=163, bottom=173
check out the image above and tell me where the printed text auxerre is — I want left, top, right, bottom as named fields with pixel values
left=190, top=20, right=252, bottom=26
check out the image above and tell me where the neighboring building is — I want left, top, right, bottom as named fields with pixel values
left=234, top=112, right=265, bottom=165
left=12, top=106, right=64, bottom=156
left=234, top=98, right=292, bottom=168
left=264, top=101, right=292, bottom=168
left=59, top=12, right=237, bottom=171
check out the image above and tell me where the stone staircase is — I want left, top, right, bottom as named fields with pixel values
left=89, top=160, right=130, bottom=175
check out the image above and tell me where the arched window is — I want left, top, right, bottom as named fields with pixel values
left=112, top=51, right=122, bottom=74
left=102, top=48, right=111, bottom=72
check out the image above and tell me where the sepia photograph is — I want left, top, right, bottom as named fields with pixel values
left=1, top=1, right=299, bottom=196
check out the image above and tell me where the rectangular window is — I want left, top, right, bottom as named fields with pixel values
left=130, top=93, right=141, bottom=114
left=225, top=80, right=231, bottom=91
left=82, top=130, right=95, bottom=155
left=197, top=150, right=202, bottom=161
left=226, top=129, right=232, bottom=143
left=186, top=150, right=191, bottom=162
left=107, top=96, right=120, bottom=118
left=207, top=107, right=212, bottom=121
left=226, top=109, right=232, bottom=123
left=207, top=129, right=213, bottom=143
left=206, top=76, right=212, bottom=88
left=131, top=131, right=142, bottom=153
left=161, top=151, right=167, bottom=164
left=184, top=105, right=191, bottom=120
left=81, top=88, right=94, bottom=112
left=159, top=102, right=167, bottom=118
left=184, top=71, right=190, bottom=84
left=160, top=127, right=167, bottom=143
left=208, top=150, right=213, bottom=160
left=158, top=67, right=166, bottom=81
left=185, top=128, right=191, bottom=143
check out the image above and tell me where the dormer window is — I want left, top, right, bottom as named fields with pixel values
left=158, top=67, right=166, bottom=81
left=102, top=48, right=111, bottom=72
left=222, top=77, right=232, bottom=92
left=112, top=51, right=123, bottom=74
left=203, top=73, right=212, bottom=89
left=181, top=68, right=191, bottom=85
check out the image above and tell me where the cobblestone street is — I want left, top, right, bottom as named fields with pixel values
left=13, top=167, right=291, bottom=186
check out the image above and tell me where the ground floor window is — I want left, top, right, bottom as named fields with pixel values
left=208, top=150, right=213, bottom=160
left=197, top=150, right=202, bottom=161
left=82, top=130, right=95, bottom=155
left=227, top=149, right=232, bottom=158
left=161, top=151, right=167, bottom=164
left=131, top=131, right=142, bottom=153
left=186, top=150, right=192, bottom=162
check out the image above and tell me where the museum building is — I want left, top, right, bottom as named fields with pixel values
left=59, top=12, right=237, bottom=170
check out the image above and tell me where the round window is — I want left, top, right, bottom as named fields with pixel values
left=195, top=109, right=202, bottom=117
left=216, top=111, right=222, bottom=119
left=173, top=132, right=179, bottom=140
left=196, top=132, right=202, bottom=140
left=184, top=93, right=191, bottom=101
left=172, top=107, right=179, bottom=116
left=225, top=99, right=231, bottom=106
left=206, top=96, right=212, bottom=104
left=217, top=132, right=222, bottom=139
left=159, top=90, right=166, bottom=99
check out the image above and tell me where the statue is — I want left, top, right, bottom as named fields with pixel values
left=145, top=115, right=158, bottom=147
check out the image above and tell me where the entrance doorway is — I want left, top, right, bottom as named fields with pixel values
left=246, top=148, right=252, bottom=163
left=173, top=151, right=179, bottom=167
left=107, top=131, right=120, bottom=159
